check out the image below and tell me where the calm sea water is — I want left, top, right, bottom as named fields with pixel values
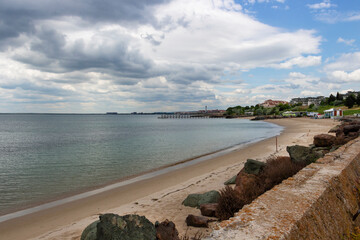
left=0, top=114, right=282, bottom=214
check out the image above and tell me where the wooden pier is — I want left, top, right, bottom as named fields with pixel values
left=158, top=114, right=210, bottom=119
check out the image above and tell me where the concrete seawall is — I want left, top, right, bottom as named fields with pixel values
left=207, top=138, right=360, bottom=240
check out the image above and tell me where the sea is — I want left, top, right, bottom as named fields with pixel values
left=0, top=114, right=283, bottom=216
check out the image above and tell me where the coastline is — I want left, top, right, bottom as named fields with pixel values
left=0, top=119, right=282, bottom=218
left=0, top=118, right=338, bottom=240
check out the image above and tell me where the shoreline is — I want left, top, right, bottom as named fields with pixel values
left=0, top=120, right=282, bottom=218
left=0, top=118, right=338, bottom=240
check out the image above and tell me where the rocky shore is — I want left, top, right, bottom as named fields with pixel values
left=0, top=118, right=340, bottom=240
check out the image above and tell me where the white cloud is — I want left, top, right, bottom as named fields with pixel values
left=271, top=55, right=322, bottom=69
left=324, top=52, right=360, bottom=84
left=0, top=0, right=323, bottom=112
left=328, top=69, right=360, bottom=83
left=346, top=13, right=360, bottom=22
left=300, top=90, right=322, bottom=96
left=324, top=52, right=360, bottom=72
left=289, top=72, right=306, bottom=78
left=307, top=0, right=336, bottom=10
left=337, top=37, right=355, bottom=46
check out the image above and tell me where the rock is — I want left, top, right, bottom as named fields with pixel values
left=224, top=175, right=237, bottom=185
left=328, top=125, right=340, bottom=133
left=200, top=203, right=218, bottom=217
left=287, top=145, right=322, bottom=165
left=244, top=159, right=266, bottom=175
left=183, top=190, right=220, bottom=208
left=330, top=145, right=341, bottom=152
left=343, top=124, right=360, bottom=134
left=155, top=220, right=180, bottom=240
left=198, top=190, right=221, bottom=206
left=96, top=214, right=156, bottom=240
left=81, top=220, right=99, bottom=240
left=286, top=145, right=312, bottom=164
left=182, top=194, right=201, bottom=208
left=251, top=116, right=265, bottom=121
left=185, top=215, right=209, bottom=228
left=313, top=134, right=336, bottom=147
left=312, top=147, right=330, bottom=155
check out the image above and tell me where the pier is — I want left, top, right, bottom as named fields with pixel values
left=158, top=114, right=210, bottom=119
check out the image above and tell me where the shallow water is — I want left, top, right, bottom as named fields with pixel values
left=0, top=114, right=282, bottom=214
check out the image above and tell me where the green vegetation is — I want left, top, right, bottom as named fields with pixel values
left=226, top=91, right=360, bottom=117
left=344, top=109, right=360, bottom=116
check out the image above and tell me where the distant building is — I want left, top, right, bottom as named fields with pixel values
left=324, top=108, right=343, bottom=119
left=341, top=91, right=360, bottom=99
left=260, top=99, right=288, bottom=108
left=290, top=96, right=324, bottom=106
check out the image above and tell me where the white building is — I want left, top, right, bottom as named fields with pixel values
left=324, top=108, right=343, bottom=119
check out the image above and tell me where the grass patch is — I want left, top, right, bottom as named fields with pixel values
left=344, top=108, right=360, bottom=116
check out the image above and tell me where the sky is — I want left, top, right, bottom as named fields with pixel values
left=0, top=0, right=359, bottom=113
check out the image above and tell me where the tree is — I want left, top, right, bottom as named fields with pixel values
left=308, top=103, right=314, bottom=109
left=320, top=98, right=328, bottom=106
left=255, top=108, right=263, bottom=115
left=333, top=100, right=343, bottom=106
left=357, top=94, right=360, bottom=106
left=336, top=92, right=343, bottom=101
left=344, top=94, right=356, bottom=108
left=328, top=94, right=336, bottom=104
left=278, top=103, right=290, bottom=111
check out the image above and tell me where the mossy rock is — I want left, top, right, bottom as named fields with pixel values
left=244, top=159, right=266, bottom=175
left=224, top=175, right=237, bottom=185
left=183, top=190, right=220, bottom=208
left=182, top=194, right=202, bottom=208
left=81, top=220, right=99, bottom=240
left=97, top=214, right=156, bottom=240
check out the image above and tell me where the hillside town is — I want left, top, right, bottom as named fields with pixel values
left=225, top=90, right=360, bottom=119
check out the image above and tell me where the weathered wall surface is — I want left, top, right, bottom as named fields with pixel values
left=206, top=138, right=360, bottom=240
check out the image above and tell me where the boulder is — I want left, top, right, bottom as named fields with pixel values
left=182, top=194, right=201, bottom=208
left=312, top=147, right=330, bottom=155
left=155, top=220, right=180, bottom=240
left=185, top=215, right=209, bottom=228
left=330, top=145, right=341, bottom=152
left=182, top=190, right=220, bottom=208
left=96, top=214, right=156, bottom=240
left=286, top=145, right=312, bottom=164
left=244, top=159, right=266, bottom=175
left=328, top=125, right=340, bottom=133
left=224, top=175, right=237, bottom=185
left=313, top=134, right=336, bottom=147
left=343, top=124, right=360, bottom=134
left=200, top=203, right=218, bottom=217
left=286, top=145, right=322, bottom=165
left=81, top=220, right=99, bottom=240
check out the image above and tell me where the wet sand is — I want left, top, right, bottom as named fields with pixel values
left=0, top=118, right=338, bottom=240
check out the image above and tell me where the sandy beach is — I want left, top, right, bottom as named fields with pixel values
left=0, top=118, right=338, bottom=240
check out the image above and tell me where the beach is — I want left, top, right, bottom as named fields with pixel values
left=0, top=118, right=338, bottom=240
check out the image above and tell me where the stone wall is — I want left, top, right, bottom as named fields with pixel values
left=206, top=138, right=360, bottom=240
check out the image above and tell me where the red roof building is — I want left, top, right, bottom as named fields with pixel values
left=260, top=99, right=288, bottom=108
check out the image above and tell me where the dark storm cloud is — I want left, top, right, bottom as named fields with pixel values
left=0, top=0, right=169, bottom=46
left=14, top=27, right=156, bottom=80
left=1, top=81, right=73, bottom=96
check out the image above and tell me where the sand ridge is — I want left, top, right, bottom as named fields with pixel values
left=0, top=118, right=338, bottom=240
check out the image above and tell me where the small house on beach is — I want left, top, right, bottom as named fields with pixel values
left=324, top=108, right=343, bottom=119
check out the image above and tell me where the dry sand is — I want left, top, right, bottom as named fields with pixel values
left=0, top=118, right=338, bottom=240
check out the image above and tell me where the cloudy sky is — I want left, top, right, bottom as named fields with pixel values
left=0, top=0, right=359, bottom=113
